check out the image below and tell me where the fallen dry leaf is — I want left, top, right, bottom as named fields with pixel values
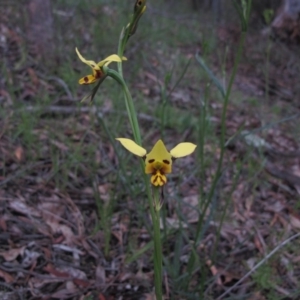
left=0, top=246, right=25, bottom=261
left=289, top=214, right=300, bottom=229
left=96, top=264, right=106, bottom=284
left=9, top=200, right=41, bottom=218
left=0, top=269, right=14, bottom=283
left=14, top=145, right=24, bottom=162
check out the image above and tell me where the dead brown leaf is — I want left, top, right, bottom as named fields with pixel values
left=0, top=269, right=14, bottom=283
left=9, top=199, right=41, bottom=218
left=95, top=264, right=106, bottom=284
left=0, top=246, right=25, bottom=261
left=14, top=145, right=24, bottom=162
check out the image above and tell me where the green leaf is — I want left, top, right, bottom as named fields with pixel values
left=195, top=53, right=226, bottom=99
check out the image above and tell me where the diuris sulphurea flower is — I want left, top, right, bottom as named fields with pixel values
left=76, top=48, right=126, bottom=84
left=116, top=138, right=196, bottom=186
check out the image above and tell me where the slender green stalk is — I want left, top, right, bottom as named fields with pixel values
left=198, top=85, right=209, bottom=213
left=122, top=83, right=142, bottom=145
left=106, top=69, right=141, bottom=145
left=114, top=4, right=163, bottom=298
left=113, top=7, right=163, bottom=298
left=112, top=57, right=163, bottom=300
left=263, top=8, right=273, bottom=106
left=212, top=164, right=241, bottom=262
left=107, top=73, right=162, bottom=296
left=265, top=38, right=271, bottom=104
left=152, top=187, right=163, bottom=299
left=195, top=30, right=247, bottom=244
left=117, top=28, right=126, bottom=77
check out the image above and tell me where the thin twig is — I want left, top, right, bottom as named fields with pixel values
left=216, top=232, right=300, bottom=299
left=20, top=105, right=157, bottom=122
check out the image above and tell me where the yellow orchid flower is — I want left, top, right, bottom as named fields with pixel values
left=75, top=47, right=127, bottom=85
left=116, top=138, right=196, bottom=187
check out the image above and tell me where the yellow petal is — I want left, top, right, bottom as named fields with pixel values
left=78, top=74, right=98, bottom=85
left=76, top=47, right=100, bottom=70
left=170, top=143, right=197, bottom=158
left=116, top=138, right=146, bottom=157
left=103, top=56, right=127, bottom=67
left=97, top=54, right=124, bottom=67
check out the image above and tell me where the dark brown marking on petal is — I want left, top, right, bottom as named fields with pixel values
left=153, top=175, right=158, bottom=183
left=148, top=159, right=155, bottom=163
left=91, top=64, right=95, bottom=67
left=163, top=159, right=170, bottom=165
left=84, top=77, right=89, bottom=83
left=95, top=70, right=102, bottom=79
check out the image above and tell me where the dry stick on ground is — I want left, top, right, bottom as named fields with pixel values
left=22, top=105, right=157, bottom=122
left=216, top=232, right=300, bottom=299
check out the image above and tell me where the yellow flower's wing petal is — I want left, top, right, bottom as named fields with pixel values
left=170, top=143, right=197, bottom=158
left=97, top=54, right=123, bottom=67
left=145, top=140, right=172, bottom=174
left=78, top=74, right=97, bottom=85
left=116, top=138, right=146, bottom=157
left=76, top=47, right=100, bottom=70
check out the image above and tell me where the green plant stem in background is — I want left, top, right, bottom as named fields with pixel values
left=93, top=181, right=112, bottom=257
left=263, top=8, right=273, bottom=106
left=198, top=85, right=209, bottom=211
left=152, top=186, right=163, bottom=300
left=265, top=38, right=271, bottom=104
left=195, top=30, right=247, bottom=245
left=212, top=164, right=241, bottom=262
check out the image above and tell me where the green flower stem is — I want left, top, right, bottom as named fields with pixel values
left=114, top=6, right=163, bottom=297
left=152, top=186, right=163, bottom=300
left=115, top=77, right=163, bottom=299
left=122, top=83, right=141, bottom=145
left=105, top=69, right=141, bottom=145
left=113, top=71, right=163, bottom=298
left=110, top=65, right=163, bottom=298
left=117, top=27, right=126, bottom=77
